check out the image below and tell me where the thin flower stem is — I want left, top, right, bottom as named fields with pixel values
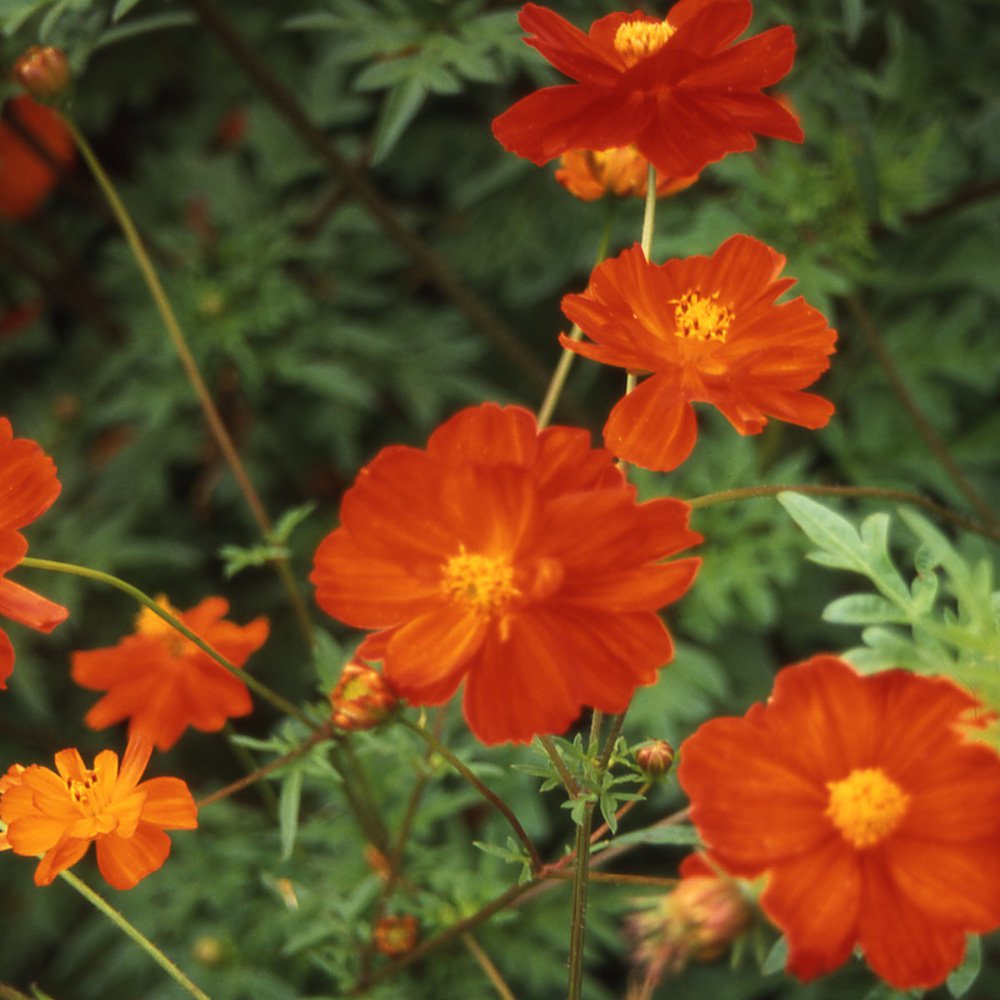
left=333, top=740, right=390, bottom=853
left=20, top=557, right=317, bottom=728
left=640, top=164, right=657, bottom=259
left=566, top=803, right=596, bottom=1000
left=64, top=119, right=315, bottom=648
left=59, top=869, right=213, bottom=1000
left=461, top=933, right=520, bottom=1000
left=845, top=295, right=1000, bottom=532
left=400, top=718, right=542, bottom=874
left=685, top=484, right=1000, bottom=544
left=536, top=734, right=580, bottom=796
left=587, top=709, right=604, bottom=757
left=544, top=870, right=677, bottom=888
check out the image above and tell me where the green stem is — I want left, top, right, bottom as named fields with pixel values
left=20, top=557, right=316, bottom=728
left=566, top=803, right=595, bottom=1000
left=64, top=118, right=315, bottom=648
left=401, top=718, right=541, bottom=874
left=461, top=932, right=519, bottom=1000
left=640, top=164, right=657, bottom=260
left=536, top=734, right=579, bottom=796
left=59, top=869, right=212, bottom=1000
left=332, top=739, right=389, bottom=853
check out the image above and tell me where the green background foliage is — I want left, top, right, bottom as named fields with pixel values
left=1, top=0, right=998, bottom=996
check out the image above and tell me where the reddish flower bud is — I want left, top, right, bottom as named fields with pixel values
left=329, top=661, right=398, bottom=731
left=636, top=739, right=675, bottom=779
left=13, top=46, right=71, bottom=101
left=373, top=914, right=419, bottom=956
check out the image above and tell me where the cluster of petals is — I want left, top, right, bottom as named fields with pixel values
left=492, top=0, right=802, bottom=180
left=311, top=403, right=701, bottom=745
left=555, top=146, right=697, bottom=202
left=0, top=416, right=68, bottom=688
left=0, top=734, right=197, bottom=889
left=677, top=655, right=1000, bottom=989
left=0, top=96, right=75, bottom=221
left=71, top=596, right=269, bottom=751
left=561, top=235, right=836, bottom=471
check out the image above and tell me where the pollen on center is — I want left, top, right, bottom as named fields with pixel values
left=614, top=19, right=676, bottom=67
left=441, top=547, right=519, bottom=615
left=825, top=767, right=911, bottom=849
left=674, top=290, right=735, bottom=343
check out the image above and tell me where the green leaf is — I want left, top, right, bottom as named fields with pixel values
left=278, top=766, right=304, bottom=861
left=779, top=492, right=869, bottom=571
left=824, top=593, right=910, bottom=625
left=947, top=935, right=981, bottom=997
left=0, top=0, right=53, bottom=35
left=602, top=824, right=701, bottom=849
left=761, top=935, right=788, bottom=975
left=111, top=0, right=145, bottom=20
left=371, top=75, right=427, bottom=165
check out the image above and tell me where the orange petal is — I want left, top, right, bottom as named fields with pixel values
left=33, top=837, right=91, bottom=886
left=0, top=574, right=69, bottom=633
left=138, top=776, right=198, bottom=830
left=95, top=824, right=171, bottom=890
left=603, top=379, right=699, bottom=471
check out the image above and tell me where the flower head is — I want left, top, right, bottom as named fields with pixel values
left=0, top=96, right=75, bottom=220
left=561, top=236, right=836, bottom=471
left=0, top=734, right=197, bottom=888
left=373, top=914, right=419, bottom=956
left=71, top=596, right=269, bottom=750
left=310, top=404, right=700, bottom=745
left=14, top=46, right=72, bottom=101
left=677, top=656, right=1000, bottom=989
left=555, top=146, right=697, bottom=202
left=329, top=660, right=398, bottom=731
left=492, top=1, right=802, bottom=180
left=0, top=416, right=68, bottom=689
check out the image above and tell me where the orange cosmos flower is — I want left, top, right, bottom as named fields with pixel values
left=0, top=733, right=197, bottom=888
left=555, top=146, right=698, bottom=202
left=0, top=416, right=69, bottom=689
left=310, top=403, right=700, bottom=745
left=492, top=1, right=802, bottom=180
left=0, top=95, right=75, bottom=221
left=677, top=656, right=1000, bottom=990
left=561, top=235, right=836, bottom=471
left=71, top=596, right=269, bottom=750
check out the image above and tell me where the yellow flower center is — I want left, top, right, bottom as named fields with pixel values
left=66, top=769, right=100, bottom=810
left=674, top=291, right=734, bottom=343
left=614, top=19, right=676, bottom=67
left=135, top=595, right=187, bottom=654
left=441, top=548, right=519, bottom=615
left=825, top=767, right=910, bottom=848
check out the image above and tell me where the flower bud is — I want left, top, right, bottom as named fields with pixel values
left=373, top=914, right=419, bottom=956
left=636, top=739, right=675, bottom=779
left=13, top=47, right=71, bottom=101
left=329, top=661, right=398, bottom=731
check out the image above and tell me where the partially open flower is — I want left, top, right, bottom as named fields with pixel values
left=555, top=147, right=698, bottom=202
left=13, top=46, right=71, bottom=101
left=373, top=914, right=419, bottom=956
left=329, top=661, right=398, bottom=731
left=635, top=739, right=675, bottom=779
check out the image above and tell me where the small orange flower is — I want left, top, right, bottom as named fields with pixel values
left=0, top=734, right=197, bottom=888
left=311, top=404, right=700, bottom=745
left=330, top=660, right=398, bottom=731
left=373, top=914, right=419, bottom=956
left=492, top=1, right=802, bottom=179
left=677, top=656, right=1000, bottom=989
left=0, top=96, right=75, bottom=221
left=71, top=596, right=269, bottom=750
left=555, top=147, right=698, bottom=202
left=561, top=235, right=836, bottom=471
left=0, top=416, right=69, bottom=689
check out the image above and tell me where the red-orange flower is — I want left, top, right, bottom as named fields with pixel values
left=0, top=416, right=68, bottom=689
left=677, top=656, right=1000, bottom=990
left=0, top=96, right=75, bottom=221
left=310, top=404, right=700, bottom=745
left=561, top=235, right=836, bottom=471
left=492, top=1, right=802, bottom=180
left=0, top=733, right=197, bottom=888
left=555, top=146, right=698, bottom=202
left=71, top=596, right=269, bottom=750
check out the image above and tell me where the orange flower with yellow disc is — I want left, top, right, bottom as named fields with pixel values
left=492, top=1, right=802, bottom=179
left=71, top=596, right=269, bottom=750
left=555, top=146, right=698, bottom=202
left=0, top=734, right=197, bottom=888
left=561, top=235, right=836, bottom=471
left=311, top=404, right=700, bottom=745
left=677, top=656, right=1000, bottom=989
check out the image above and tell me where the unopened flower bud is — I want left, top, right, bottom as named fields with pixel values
left=329, top=661, right=398, bottom=731
left=13, top=47, right=71, bottom=101
left=192, top=935, right=226, bottom=966
left=636, top=739, right=675, bottom=778
left=373, top=914, right=419, bottom=956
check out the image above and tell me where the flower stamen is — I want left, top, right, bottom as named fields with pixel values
left=441, top=548, right=519, bottom=615
left=614, top=19, right=676, bottom=67
left=673, top=291, right=734, bottom=343
left=825, top=767, right=910, bottom=848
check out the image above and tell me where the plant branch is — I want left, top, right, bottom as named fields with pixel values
left=462, top=933, right=519, bottom=1000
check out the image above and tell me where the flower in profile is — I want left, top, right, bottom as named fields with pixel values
left=677, top=656, right=1000, bottom=989
left=329, top=660, right=398, bottom=731
left=626, top=853, right=751, bottom=997
left=13, top=46, right=72, bottom=101
left=492, top=1, right=802, bottom=180
left=71, top=596, right=269, bottom=750
left=555, top=146, right=698, bottom=202
left=311, top=404, right=701, bottom=745
left=0, top=96, right=75, bottom=220
left=0, top=416, right=69, bottom=689
left=0, top=733, right=197, bottom=888
left=561, top=235, right=836, bottom=471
